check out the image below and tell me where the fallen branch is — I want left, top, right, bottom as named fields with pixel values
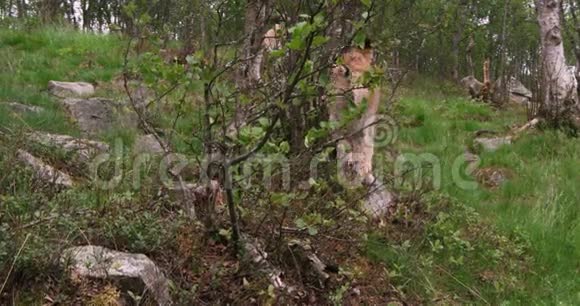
left=242, top=236, right=289, bottom=291
left=510, top=118, right=541, bottom=139
left=286, top=240, right=331, bottom=288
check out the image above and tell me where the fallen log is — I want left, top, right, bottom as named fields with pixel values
left=242, top=236, right=290, bottom=291
left=286, top=239, right=331, bottom=288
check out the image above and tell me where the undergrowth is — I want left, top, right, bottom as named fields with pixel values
left=0, top=28, right=578, bottom=305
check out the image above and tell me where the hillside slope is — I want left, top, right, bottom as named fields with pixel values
left=0, top=28, right=578, bottom=305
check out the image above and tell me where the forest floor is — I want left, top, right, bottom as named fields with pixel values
left=0, top=27, right=578, bottom=305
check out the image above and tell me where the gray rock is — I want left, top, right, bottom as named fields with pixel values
left=28, top=132, right=109, bottom=163
left=363, top=175, right=396, bottom=218
left=4, top=102, right=44, bottom=114
left=493, top=77, right=533, bottom=105
left=474, top=137, right=512, bottom=152
left=61, top=246, right=172, bottom=306
left=59, top=98, right=136, bottom=136
left=509, top=94, right=531, bottom=105
left=112, top=78, right=153, bottom=110
left=133, top=134, right=166, bottom=155
left=167, top=181, right=222, bottom=224
left=460, top=76, right=484, bottom=99
left=464, top=151, right=480, bottom=164
left=48, top=81, right=95, bottom=98
left=17, top=150, right=74, bottom=188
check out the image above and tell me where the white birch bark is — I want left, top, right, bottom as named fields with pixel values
left=536, top=0, right=579, bottom=119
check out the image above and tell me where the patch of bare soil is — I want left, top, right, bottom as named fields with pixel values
left=475, top=167, right=513, bottom=189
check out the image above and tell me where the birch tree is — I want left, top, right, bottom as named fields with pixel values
left=536, top=0, right=580, bottom=127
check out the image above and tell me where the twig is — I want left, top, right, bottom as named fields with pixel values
left=227, top=111, right=281, bottom=167
left=145, top=82, right=181, bottom=109
left=121, top=35, right=168, bottom=154
left=510, top=117, right=541, bottom=138
left=15, top=217, right=57, bottom=231
left=437, top=265, right=490, bottom=305
left=310, top=118, right=385, bottom=155
left=0, top=233, right=31, bottom=296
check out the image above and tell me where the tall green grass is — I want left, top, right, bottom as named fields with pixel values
left=0, top=27, right=123, bottom=134
left=371, top=78, right=579, bottom=304
left=0, top=27, right=577, bottom=304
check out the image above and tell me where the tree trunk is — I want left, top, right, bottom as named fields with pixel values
left=466, top=34, right=475, bottom=76
left=536, top=0, right=579, bottom=124
left=8, top=0, right=14, bottom=18
left=199, top=2, right=208, bottom=52
left=40, top=0, right=61, bottom=24
left=481, top=58, right=492, bottom=102
left=451, top=0, right=469, bottom=80
left=68, top=0, right=77, bottom=26
left=82, top=0, right=90, bottom=30
left=497, top=0, right=511, bottom=104
left=238, top=0, right=269, bottom=88
left=229, top=0, right=270, bottom=137
left=567, top=0, right=580, bottom=98
left=16, top=0, right=25, bottom=18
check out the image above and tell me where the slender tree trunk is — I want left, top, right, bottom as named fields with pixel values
left=238, top=0, right=269, bottom=88
left=466, top=34, right=475, bottom=76
left=482, top=58, right=492, bottom=102
left=8, top=0, right=13, bottom=18
left=536, top=0, right=579, bottom=125
left=68, top=0, right=77, bottom=26
left=199, top=2, right=207, bottom=52
left=451, top=0, right=469, bottom=80
left=497, top=0, right=511, bottom=104
left=81, top=0, right=90, bottom=30
left=40, top=0, right=56, bottom=23
left=567, top=0, right=580, bottom=97
left=229, top=0, right=270, bottom=136
left=16, top=0, right=25, bottom=18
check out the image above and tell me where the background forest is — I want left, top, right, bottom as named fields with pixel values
left=0, top=1, right=552, bottom=79
left=0, top=0, right=579, bottom=305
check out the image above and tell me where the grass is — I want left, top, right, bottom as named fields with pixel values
left=366, top=76, right=580, bottom=304
left=0, top=26, right=123, bottom=135
left=0, top=27, right=578, bottom=304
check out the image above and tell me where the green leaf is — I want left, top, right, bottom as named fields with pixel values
left=360, top=0, right=372, bottom=8
left=279, top=141, right=290, bottom=154
left=295, top=218, right=307, bottom=229
left=258, top=118, right=270, bottom=127
left=219, top=229, right=232, bottom=240
left=353, top=32, right=367, bottom=49
left=312, top=35, right=329, bottom=48
left=269, top=49, right=285, bottom=58
left=287, top=37, right=304, bottom=50
left=271, top=193, right=292, bottom=207
left=308, top=227, right=319, bottom=236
